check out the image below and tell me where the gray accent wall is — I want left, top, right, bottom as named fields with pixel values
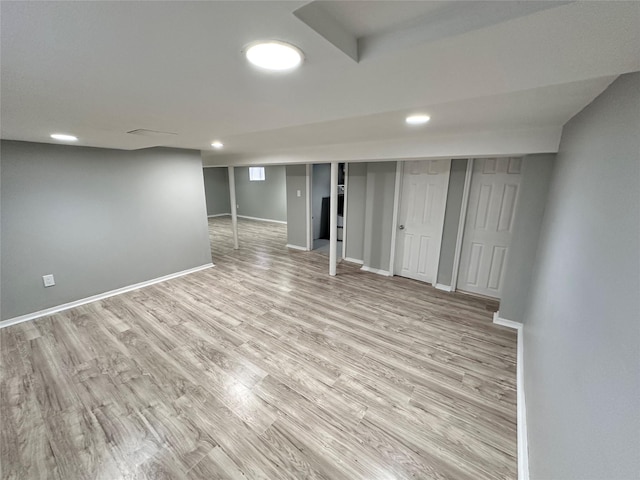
left=344, top=163, right=367, bottom=262
left=436, top=159, right=468, bottom=286
left=285, top=165, right=307, bottom=248
left=499, top=154, right=554, bottom=322
left=203, top=167, right=230, bottom=215
left=234, top=165, right=287, bottom=222
left=524, top=73, right=640, bottom=479
left=363, top=162, right=397, bottom=272
left=1, top=141, right=212, bottom=321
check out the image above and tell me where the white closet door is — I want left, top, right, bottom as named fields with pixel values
left=457, top=157, right=522, bottom=298
left=395, top=159, right=450, bottom=284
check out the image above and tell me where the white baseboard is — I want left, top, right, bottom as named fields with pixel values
left=0, top=263, right=214, bottom=330
left=493, top=311, right=524, bottom=330
left=435, top=283, right=453, bottom=292
left=493, top=311, right=529, bottom=480
left=360, top=265, right=393, bottom=277
left=207, top=213, right=230, bottom=218
left=286, top=244, right=308, bottom=251
left=237, top=215, right=287, bottom=225
left=343, top=257, right=364, bottom=265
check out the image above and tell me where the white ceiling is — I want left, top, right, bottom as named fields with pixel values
left=1, top=1, right=638, bottom=165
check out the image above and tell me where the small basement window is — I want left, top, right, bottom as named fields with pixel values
left=249, top=167, right=265, bottom=181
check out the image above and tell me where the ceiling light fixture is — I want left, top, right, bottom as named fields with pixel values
left=50, top=133, right=78, bottom=141
left=405, top=114, right=431, bottom=125
left=211, top=141, right=224, bottom=149
left=245, top=41, right=303, bottom=71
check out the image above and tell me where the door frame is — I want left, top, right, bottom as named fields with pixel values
left=450, top=158, right=474, bottom=291
left=389, top=159, right=451, bottom=284
left=388, top=161, right=403, bottom=276
left=342, top=163, right=348, bottom=260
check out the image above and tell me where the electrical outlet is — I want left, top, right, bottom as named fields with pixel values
left=296, top=190, right=301, bottom=197
left=42, top=274, right=55, bottom=287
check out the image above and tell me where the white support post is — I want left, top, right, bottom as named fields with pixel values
left=329, top=162, right=338, bottom=276
left=228, top=166, right=239, bottom=250
left=306, top=164, right=313, bottom=251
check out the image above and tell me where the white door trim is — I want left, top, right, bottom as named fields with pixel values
left=342, top=163, right=348, bottom=260
left=306, top=164, right=312, bottom=251
left=329, top=162, right=339, bottom=276
left=388, top=161, right=403, bottom=276
left=451, top=158, right=474, bottom=291
left=431, top=161, right=451, bottom=285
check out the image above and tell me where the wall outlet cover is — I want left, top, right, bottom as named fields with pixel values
left=42, top=274, right=55, bottom=287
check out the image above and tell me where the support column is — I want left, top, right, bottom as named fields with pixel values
left=228, top=166, right=239, bottom=250
left=329, top=162, right=338, bottom=276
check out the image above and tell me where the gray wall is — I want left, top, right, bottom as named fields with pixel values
left=524, top=73, right=640, bottom=479
left=285, top=165, right=307, bottom=248
left=345, top=163, right=367, bottom=262
left=234, top=165, right=287, bottom=222
left=202, top=167, right=230, bottom=215
left=363, top=162, right=397, bottom=272
left=436, top=159, right=468, bottom=286
left=499, top=154, right=554, bottom=322
left=1, top=141, right=212, bottom=321
left=312, top=163, right=331, bottom=239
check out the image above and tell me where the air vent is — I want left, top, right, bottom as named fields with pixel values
left=126, top=129, right=177, bottom=137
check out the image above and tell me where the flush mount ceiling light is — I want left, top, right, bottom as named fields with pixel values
left=50, top=133, right=78, bottom=141
left=245, top=41, right=303, bottom=71
left=211, top=141, right=224, bottom=149
left=405, top=114, right=431, bottom=125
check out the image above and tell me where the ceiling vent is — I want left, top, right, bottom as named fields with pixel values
left=126, top=129, right=177, bottom=137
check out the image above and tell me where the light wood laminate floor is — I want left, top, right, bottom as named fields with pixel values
left=1, top=217, right=517, bottom=479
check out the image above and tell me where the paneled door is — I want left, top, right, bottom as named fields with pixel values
left=457, top=157, right=522, bottom=298
left=395, top=159, right=451, bottom=284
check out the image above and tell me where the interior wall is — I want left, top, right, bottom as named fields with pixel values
left=285, top=165, right=307, bottom=249
left=363, top=162, right=397, bottom=272
left=524, top=73, right=640, bottom=479
left=344, top=163, right=367, bottom=262
left=499, top=154, right=554, bottom=322
left=312, top=164, right=331, bottom=240
left=234, top=165, right=287, bottom=222
left=436, top=159, right=468, bottom=286
left=0, top=141, right=212, bottom=321
left=202, top=167, right=230, bottom=215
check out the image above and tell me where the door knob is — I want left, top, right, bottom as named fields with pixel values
left=399, top=225, right=405, bottom=230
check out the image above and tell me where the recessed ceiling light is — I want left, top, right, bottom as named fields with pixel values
left=211, top=141, right=224, bottom=149
left=406, top=114, right=431, bottom=125
left=50, top=133, right=78, bottom=141
left=245, top=41, right=303, bottom=71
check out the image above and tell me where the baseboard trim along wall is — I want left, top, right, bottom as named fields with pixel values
left=0, top=263, right=214, bottom=330
left=286, top=244, right=308, bottom=251
left=343, top=257, right=364, bottom=265
left=360, top=265, right=393, bottom=277
left=237, top=215, right=287, bottom=224
left=493, top=311, right=529, bottom=480
left=207, top=213, right=231, bottom=218
left=435, top=283, right=453, bottom=292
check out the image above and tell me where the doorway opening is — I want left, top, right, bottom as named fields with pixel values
left=311, top=163, right=344, bottom=257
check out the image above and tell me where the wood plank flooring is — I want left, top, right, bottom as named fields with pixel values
left=1, top=216, right=517, bottom=479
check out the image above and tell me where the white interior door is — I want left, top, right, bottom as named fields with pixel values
left=395, top=159, right=451, bottom=284
left=457, top=157, right=522, bottom=298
